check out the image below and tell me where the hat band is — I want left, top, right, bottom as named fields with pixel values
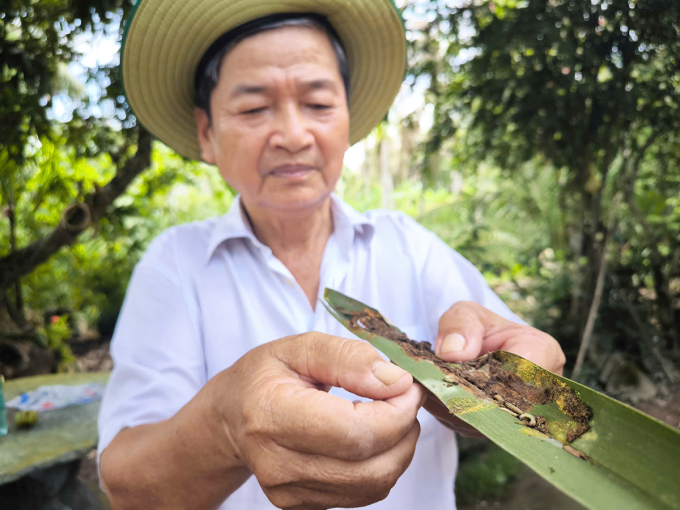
left=193, top=12, right=345, bottom=100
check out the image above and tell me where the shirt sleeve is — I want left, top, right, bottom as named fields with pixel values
left=417, top=226, right=526, bottom=336
left=97, top=229, right=207, bottom=467
left=375, top=212, right=525, bottom=337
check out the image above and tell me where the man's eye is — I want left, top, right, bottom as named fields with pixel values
left=309, top=104, right=331, bottom=110
left=242, top=107, right=267, bottom=115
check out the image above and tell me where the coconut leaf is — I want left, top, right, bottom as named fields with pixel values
left=323, top=288, right=680, bottom=510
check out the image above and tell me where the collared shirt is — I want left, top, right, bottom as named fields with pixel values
left=97, top=194, right=522, bottom=509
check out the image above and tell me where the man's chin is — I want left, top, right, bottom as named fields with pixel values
left=252, top=188, right=333, bottom=213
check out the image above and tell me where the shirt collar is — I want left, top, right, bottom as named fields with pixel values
left=206, top=194, right=374, bottom=263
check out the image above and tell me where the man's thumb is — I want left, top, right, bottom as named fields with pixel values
left=274, top=332, right=413, bottom=400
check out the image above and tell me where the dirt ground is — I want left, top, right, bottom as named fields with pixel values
left=73, top=341, right=113, bottom=373
left=635, top=383, right=680, bottom=428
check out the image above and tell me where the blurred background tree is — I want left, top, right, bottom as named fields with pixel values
left=1, top=0, right=141, bottom=333
left=0, top=0, right=232, bottom=374
left=403, top=0, right=680, bottom=382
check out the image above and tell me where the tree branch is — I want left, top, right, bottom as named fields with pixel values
left=0, top=129, right=153, bottom=291
left=632, top=130, right=661, bottom=173
left=572, top=220, right=617, bottom=377
left=623, top=130, right=662, bottom=230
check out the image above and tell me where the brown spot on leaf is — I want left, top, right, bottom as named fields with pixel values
left=563, top=444, right=588, bottom=460
left=347, top=308, right=591, bottom=444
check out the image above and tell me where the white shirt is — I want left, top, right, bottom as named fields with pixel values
left=97, top=194, right=521, bottom=509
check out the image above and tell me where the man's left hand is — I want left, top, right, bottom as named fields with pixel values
left=423, top=301, right=566, bottom=437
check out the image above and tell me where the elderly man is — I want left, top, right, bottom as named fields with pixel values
left=98, top=2, right=565, bottom=509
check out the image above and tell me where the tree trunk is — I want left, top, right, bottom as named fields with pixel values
left=650, top=260, right=679, bottom=351
left=0, top=129, right=152, bottom=291
left=6, top=193, right=24, bottom=326
left=0, top=293, right=23, bottom=335
left=572, top=154, right=609, bottom=340
left=0, top=292, right=54, bottom=379
left=569, top=201, right=585, bottom=323
left=399, top=119, right=417, bottom=182
left=573, top=224, right=614, bottom=377
left=570, top=196, right=601, bottom=337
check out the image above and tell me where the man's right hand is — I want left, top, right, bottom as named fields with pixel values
left=209, top=331, right=425, bottom=509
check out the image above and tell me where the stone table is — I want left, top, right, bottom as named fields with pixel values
left=0, top=371, right=110, bottom=509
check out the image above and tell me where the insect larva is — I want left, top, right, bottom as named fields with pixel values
left=519, top=413, right=537, bottom=427
left=500, top=407, right=519, bottom=417
left=505, top=402, right=523, bottom=415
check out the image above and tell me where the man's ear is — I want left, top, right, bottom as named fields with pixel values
left=195, top=107, right=216, bottom=164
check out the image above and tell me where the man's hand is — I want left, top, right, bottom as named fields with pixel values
left=434, top=301, right=565, bottom=372
left=212, top=331, right=425, bottom=509
left=99, top=332, right=423, bottom=510
left=424, top=301, right=566, bottom=437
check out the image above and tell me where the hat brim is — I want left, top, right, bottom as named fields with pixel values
left=121, top=0, right=406, bottom=160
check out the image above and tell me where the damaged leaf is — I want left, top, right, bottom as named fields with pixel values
left=345, top=305, right=590, bottom=445
left=324, top=288, right=680, bottom=510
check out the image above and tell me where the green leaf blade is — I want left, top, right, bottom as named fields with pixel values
left=324, top=288, right=680, bottom=510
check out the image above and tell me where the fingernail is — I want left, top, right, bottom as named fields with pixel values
left=439, top=333, right=467, bottom=354
left=373, top=362, right=408, bottom=385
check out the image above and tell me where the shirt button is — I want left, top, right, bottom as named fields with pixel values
left=284, top=278, right=295, bottom=287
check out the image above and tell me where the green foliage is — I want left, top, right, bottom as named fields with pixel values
left=419, top=162, right=565, bottom=273
left=41, top=315, right=76, bottom=373
left=455, top=444, right=522, bottom=506
left=402, top=0, right=680, bottom=365
left=0, top=58, right=232, bottom=332
left=0, top=138, right=114, bottom=258
left=413, top=0, right=680, bottom=177
left=0, top=0, right=150, bottom=345
left=14, top=144, right=233, bottom=329
left=345, top=160, right=567, bottom=297
left=341, top=171, right=453, bottom=216
left=1, top=0, right=135, bottom=164
left=0, top=0, right=235, bottom=332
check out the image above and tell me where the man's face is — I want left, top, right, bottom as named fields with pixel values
left=195, top=26, right=350, bottom=213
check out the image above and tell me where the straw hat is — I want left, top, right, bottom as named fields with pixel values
left=120, top=0, right=406, bottom=160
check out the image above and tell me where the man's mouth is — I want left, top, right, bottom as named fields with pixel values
left=268, top=164, right=316, bottom=179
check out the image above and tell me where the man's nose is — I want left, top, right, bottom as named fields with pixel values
left=270, top=103, right=314, bottom=153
